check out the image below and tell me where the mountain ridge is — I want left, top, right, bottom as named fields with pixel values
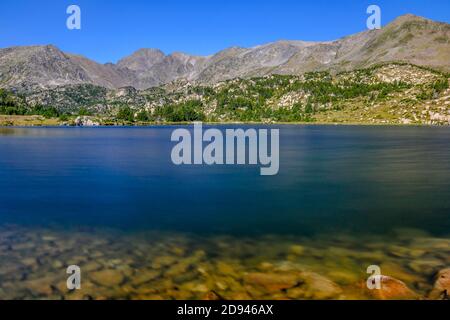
left=0, top=14, right=449, bottom=92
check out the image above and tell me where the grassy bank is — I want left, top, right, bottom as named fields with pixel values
left=0, top=114, right=441, bottom=127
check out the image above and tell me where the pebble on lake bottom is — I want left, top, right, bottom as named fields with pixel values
left=0, top=225, right=448, bottom=300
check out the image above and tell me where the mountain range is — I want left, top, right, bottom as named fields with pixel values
left=0, top=14, right=449, bottom=92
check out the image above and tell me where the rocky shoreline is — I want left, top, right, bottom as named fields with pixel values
left=0, top=225, right=448, bottom=300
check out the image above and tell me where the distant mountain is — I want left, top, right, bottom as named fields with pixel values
left=0, top=14, right=448, bottom=92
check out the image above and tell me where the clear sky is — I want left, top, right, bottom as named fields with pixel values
left=1, top=0, right=449, bottom=63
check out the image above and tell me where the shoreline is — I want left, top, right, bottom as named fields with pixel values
left=0, top=115, right=447, bottom=128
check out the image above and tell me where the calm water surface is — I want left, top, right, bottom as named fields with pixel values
left=0, top=125, right=449, bottom=236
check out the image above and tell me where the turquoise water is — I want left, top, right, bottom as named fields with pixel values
left=0, top=126, right=449, bottom=300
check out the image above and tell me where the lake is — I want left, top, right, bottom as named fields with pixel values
left=0, top=125, right=449, bottom=299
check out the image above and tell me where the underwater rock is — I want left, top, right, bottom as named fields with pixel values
left=380, top=262, right=422, bottom=284
left=0, top=261, right=24, bottom=276
left=408, top=258, right=444, bottom=275
left=226, top=292, right=252, bottom=300
left=82, top=261, right=103, bottom=272
left=23, top=276, right=56, bottom=296
left=388, top=245, right=425, bottom=258
left=216, top=262, right=236, bottom=275
left=165, top=262, right=190, bottom=277
left=90, top=269, right=125, bottom=287
left=203, top=290, right=225, bottom=300
left=41, top=235, right=57, bottom=242
left=299, top=271, right=342, bottom=299
left=244, top=272, right=299, bottom=292
left=21, top=257, right=38, bottom=267
left=258, top=262, right=274, bottom=270
left=169, top=246, right=186, bottom=256
left=179, top=282, right=209, bottom=293
left=286, top=287, right=306, bottom=299
left=410, top=238, right=450, bottom=250
left=131, top=270, right=160, bottom=286
left=370, top=276, right=418, bottom=300
left=428, top=268, right=450, bottom=300
left=151, top=255, right=177, bottom=268
left=52, top=260, right=64, bottom=269
left=12, top=242, right=35, bottom=251
left=327, top=270, right=360, bottom=285
left=289, top=245, right=305, bottom=256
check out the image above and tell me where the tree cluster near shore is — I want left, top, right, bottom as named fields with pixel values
left=1, top=63, right=449, bottom=125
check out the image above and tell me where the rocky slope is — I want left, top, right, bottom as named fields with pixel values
left=2, top=63, right=448, bottom=125
left=0, top=15, right=448, bottom=92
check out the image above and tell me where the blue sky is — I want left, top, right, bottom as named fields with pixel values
left=1, top=0, right=449, bottom=63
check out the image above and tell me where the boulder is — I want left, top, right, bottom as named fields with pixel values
left=74, top=116, right=99, bottom=127
left=244, top=272, right=299, bottom=292
left=90, top=269, right=124, bottom=287
left=428, top=268, right=450, bottom=300
left=203, top=290, right=225, bottom=300
left=299, top=271, right=342, bottom=299
left=370, top=276, right=418, bottom=300
left=244, top=271, right=342, bottom=299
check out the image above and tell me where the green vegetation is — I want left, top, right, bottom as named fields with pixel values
left=154, top=100, right=206, bottom=122
left=135, top=110, right=151, bottom=122
left=0, top=89, right=26, bottom=115
left=1, top=63, right=448, bottom=125
left=78, top=107, right=92, bottom=116
left=116, top=106, right=135, bottom=122
left=0, top=89, right=61, bottom=118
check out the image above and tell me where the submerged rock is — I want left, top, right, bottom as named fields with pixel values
left=90, top=269, right=124, bottom=287
left=428, top=268, right=450, bottom=300
left=131, top=270, right=160, bottom=286
left=388, top=245, right=425, bottom=258
left=298, top=271, right=342, bottom=299
left=289, top=245, right=305, bottom=256
left=408, top=258, right=444, bottom=275
left=216, top=262, right=236, bottom=275
left=244, top=270, right=342, bottom=299
left=370, top=276, right=418, bottom=300
left=203, top=290, right=225, bottom=300
left=244, top=272, right=299, bottom=292
left=24, top=276, right=59, bottom=296
left=380, top=262, right=422, bottom=284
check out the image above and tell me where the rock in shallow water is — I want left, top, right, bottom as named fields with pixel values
left=244, top=272, right=299, bottom=292
left=90, top=269, right=125, bottom=287
left=289, top=245, right=305, bottom=256
left=23, top=277, right=55, bottom=296
left=369, top=276, right=418, bottom=300
left=298, top=271, right=342, bottom=299
left=203, top=290, right=225, bottom=300
left=131, top=270, right=160, bottom=286
left=244, top=271, right=342, bottom=299
left=428, top=268, right=450, bottom=300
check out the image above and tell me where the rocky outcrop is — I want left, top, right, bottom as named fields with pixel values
left=74, top=116, right=100, bottom=127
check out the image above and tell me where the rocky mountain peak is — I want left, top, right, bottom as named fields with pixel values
left=117, top=48, right=166, bottom=71
left=0, top=14, right=448, bottom=92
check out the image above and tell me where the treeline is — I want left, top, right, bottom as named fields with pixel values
left=0, top=89, right=61, bottom=117
left=115, top=100, right=206, bottom=123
